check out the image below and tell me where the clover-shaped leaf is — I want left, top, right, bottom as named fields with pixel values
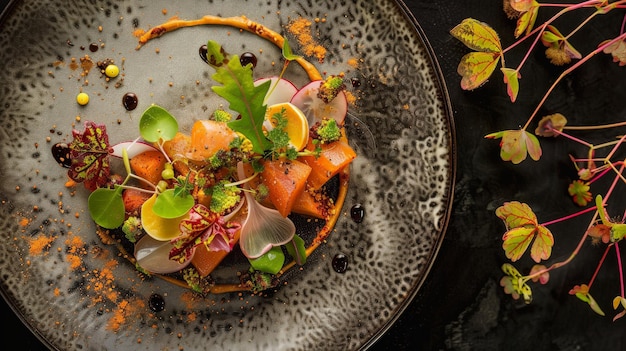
left=500, top=263, right=532, bottom=303
left=485, top=129, right=542, bottom=164
left=496, top=201, right=554, bottom=262
left=601, top=38, right=626, bottom=66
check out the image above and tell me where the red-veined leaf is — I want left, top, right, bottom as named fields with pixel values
left=450, top=18, right=502, bottom=53
left=501, top=67, right=520, bottom=102
left=496, top=201, right=537, bottom=229
left=515, top=5, right=539, bottom=38
left=457, top=51, right=501, bottom=90
left=530, top=225, right=554, bottom=262
left=502, top=226, right=536, bottom=262
left=68, top=121, right=112, bottom=191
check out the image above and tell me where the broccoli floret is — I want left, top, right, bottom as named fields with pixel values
left=122, top=216, right=142, bottom=243
left=211, top=108, right=232, bottom=122
left=209, top=181, right=242, bottom=215
left=317, top=75, right=345, bottom=103
left=314, top=118, right=342, bottom=143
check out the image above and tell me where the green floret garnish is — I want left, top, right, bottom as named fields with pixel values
left=315, top=118, right=342, bottom=143
left=182, top=267, right=213, bottom=294
left=209, top=181, right=242, bottom=214
left=122, top=216, right=142, bottom=243
left=317, top=75, right=345, bottom=103
left=211, top=108, right=232, bottom=122
left=241, top=268, right=279, bottom=293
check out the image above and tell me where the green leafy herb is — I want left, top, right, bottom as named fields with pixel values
left=285, top=234, right=307, bottom=265
left=88, top=187, right=125, bottom=229
left=248, top=246, right=285, bottom=274
left=139, top=105, right=179, bottom=142
left=205, top=40, right=272, bottom=154
left=153, top=188, right=195, bottom=219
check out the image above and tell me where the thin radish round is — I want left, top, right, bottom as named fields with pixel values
left=255, top=77, right=298, bottom=106
left=290, top=80, right=347, bottom=127
left=111, top=139, right=159, bottom=158
left=134, top=235, right=195, bottom=274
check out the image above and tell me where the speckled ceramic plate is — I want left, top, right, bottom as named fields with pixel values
left=0, top=0, right=454, bottom=350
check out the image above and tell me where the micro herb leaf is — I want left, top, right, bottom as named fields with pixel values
left=456, top=52, right=501, bottom=90
left=205, top=40, right=272, bottom=154
left=515, top=3, right=539, bottom=38
left=501, top=67, right=520, bottom=103
left=153, top=188, right=194, bottom=219
left=139, top=105, right=179, bottom=142
left=68, top=121, right=112, bottom=191
left=450, top=18, right=502, bottom=53
left=88, top=187, right=125, bottom=229
left=285, top=234, right=307, bottom=265
left=496, top=201, right=554, bottom=263
left=485, top=129, right=542, bottom=164
left=282, top=38, right=302, bottom=61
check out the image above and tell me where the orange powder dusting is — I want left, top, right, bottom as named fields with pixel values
left=66, top=254, right=82, bottom=270
left=28, top=235, right=56, bottom=256
left=19, top=217, right=30, bottom=227
left=286, top=17, right=326, bottom=63
left=107, top=297, right=146, bottom=332
left=347, top=58, right=359, bottom=68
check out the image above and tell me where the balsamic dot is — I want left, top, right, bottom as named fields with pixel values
left=148, top=293, right=165, bottom=312
left=350, top=204, right=365, bottom=223
left=332, top=253, right=349, bottom=273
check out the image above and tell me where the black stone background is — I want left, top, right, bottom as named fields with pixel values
left=3, top=0, right=626, bottom=350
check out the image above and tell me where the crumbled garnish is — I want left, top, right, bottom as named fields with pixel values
left=317, top=75, right=345, bottom=103
left=312, top=118, right=341, bottom=143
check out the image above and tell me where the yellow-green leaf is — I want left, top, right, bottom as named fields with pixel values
left=515, top=6, right=539, bottom=38
left=502, top=226, right=535, bottom=262
left=530, top=225, right=554, bottom=262
left=457, top=51, right=501, bottom=90
left=450, top=18, right=502, bottom=53
left=496, top=201, right=537, bottom=229
left=501, top=67, right=520, bottom=102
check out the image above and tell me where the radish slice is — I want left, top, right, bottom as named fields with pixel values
left=111, top=140, right=158, bottom=158
left=134, top=234, right=195, bottom=274
left=290, top=80, right=347, bottom=127
left=255, top=77, right=298, bottom=105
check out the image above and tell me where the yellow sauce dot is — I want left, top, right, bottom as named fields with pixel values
left=76, top=92, right=89, bottom=106
left=105, top=64, right=120, bottom=78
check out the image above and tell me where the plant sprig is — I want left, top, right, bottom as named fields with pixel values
left=453, top=0, right=626, bottom=320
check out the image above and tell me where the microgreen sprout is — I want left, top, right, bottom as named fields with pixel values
left=452, top=0, right=626, bottom=319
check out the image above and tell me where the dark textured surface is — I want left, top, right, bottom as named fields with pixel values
left=4, top=0, right=626, bottom=350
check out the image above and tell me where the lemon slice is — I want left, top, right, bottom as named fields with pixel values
left=141, top=194, right=189, bottom=241
left=265, top=102, right=309, bottom=151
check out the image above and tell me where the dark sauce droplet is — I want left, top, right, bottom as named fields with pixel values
left=332, top=253, right=349, bottom=273
left=51, top=143, right=71, bottom=168
left=199, top=44, right=209, bottom=64
left=351, top=77, right=361, bottom=88
left=122, top=92, right=138, bottom=111
left=240, top=52, right=257, bottom=69
left=148, top=293, right=165, bottom=312
left=89, top=43, right=99, bottom=52
left=350, top=204, right=365, bottom=223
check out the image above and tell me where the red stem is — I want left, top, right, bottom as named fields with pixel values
left=588, top=243, right=612, bottom=289
left=616, top=243, right=625, bottom=298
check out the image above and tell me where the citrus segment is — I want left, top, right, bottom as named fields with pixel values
left=265, top=102, right=309, bottom=151
left=141, top=194, right=189, bottom=241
